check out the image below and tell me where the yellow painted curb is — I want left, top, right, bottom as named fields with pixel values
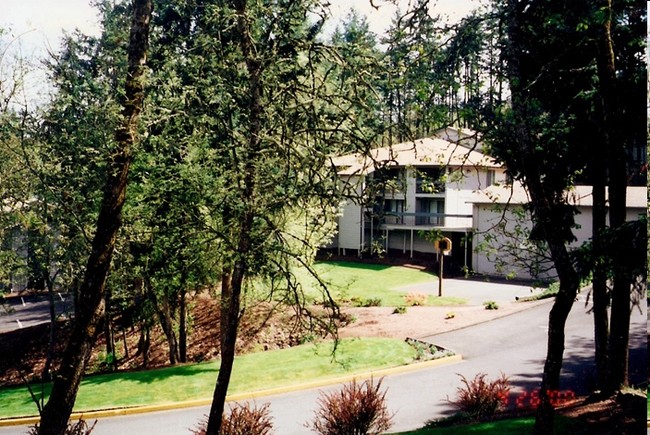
left=0, top=354, right=462, bottom=427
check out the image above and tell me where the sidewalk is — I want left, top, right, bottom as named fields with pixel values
left=398, top=276, right=549, bottom=305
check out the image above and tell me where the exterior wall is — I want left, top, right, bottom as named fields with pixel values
left=472, top=203, right=551, bottom=279
left=442, top=167, right=507, bottom=228
left=382, top=228, right=436, bottom=253
left=472, top=202, right=647, bottom=280
left=335, top=176, right=364, bottom=252
left=404, top=168, right=417, bottom=226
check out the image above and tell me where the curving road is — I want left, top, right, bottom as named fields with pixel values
left=0, top=297, right=646, bottom=434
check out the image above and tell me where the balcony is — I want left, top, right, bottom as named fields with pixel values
left=415, top=167, right=446, bottom=194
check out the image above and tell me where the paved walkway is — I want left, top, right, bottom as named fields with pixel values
left=398, top=276, right=549, bottom=305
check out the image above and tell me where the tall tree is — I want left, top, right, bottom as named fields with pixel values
left=37, top=1, right=152, bottom=433
left=329, top=9, right=385, bottom=149
left=597, top=0, right=647, bottom=394
left=200, top=1, right=343, bottom=430
left=485, top=0, right=646, bottom=430
left=485, top=1, right=595, bottom=432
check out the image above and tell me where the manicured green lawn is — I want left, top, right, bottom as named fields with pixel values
left=301, top=261, right=467, bottom=307
left=396, top=415, right=586, bottom=434
left=0, top=338, right=417, bottom=419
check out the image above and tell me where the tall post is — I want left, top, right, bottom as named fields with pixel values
left=438, top=254, right=444, bottom=297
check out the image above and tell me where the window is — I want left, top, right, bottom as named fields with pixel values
left=383, top=199, right=404, bottom=224
left=486, top=169, right=495, bottom=187
left=416, top=167, right=445, bottom=194
left=415, top=198, right=444, bottom=226
left=371, top=167, right=405, bottom=195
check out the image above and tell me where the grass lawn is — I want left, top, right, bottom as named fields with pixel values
left=396, top=415, right=586, bottom=434
left=300, top=261, right=467, bottom=307
left=0, top=337, right=417, bottom=419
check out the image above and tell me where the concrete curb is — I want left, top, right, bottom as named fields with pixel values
left=0, top=354, right=462, bottom=427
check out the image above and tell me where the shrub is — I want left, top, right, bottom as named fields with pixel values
left=310, top=377, right=393, bottom=435
left=351, top=297, right=382, bottom=307
left=404, top=291, right=428, bottom=306
left=192, top=403, right=273, bottom=435
left=362, top=297, right=382, bottom=307
left=448, top=372, right=510, bottom=419
left=483, top=300, right=499, bottom=310
left=28, top=419, right=97, bottom=435
left=392, top=305, right=407, bottom=314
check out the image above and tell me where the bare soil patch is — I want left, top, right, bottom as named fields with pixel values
left=339, top=301, right=548, bottom=340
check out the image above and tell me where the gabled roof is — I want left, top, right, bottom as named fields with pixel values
left=470, top=183, right=647, bottom=209
left=332, top=132, right=501, bottom=176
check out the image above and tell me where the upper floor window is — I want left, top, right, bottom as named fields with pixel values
left=416, top=167, right=446, bottom=194
left=370, top=167, right=405, bottom=195
left=382, top=199, right=405, bottom=224
left=486, top=169, right=495, bottom=187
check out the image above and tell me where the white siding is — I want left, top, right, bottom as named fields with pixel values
left=337, top=176, right=364, bottom=251
left=472, top=202, right=647, bottom=280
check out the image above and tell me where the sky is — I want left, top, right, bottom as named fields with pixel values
left=1, top=0, right=480, bottom=105
left=2, top=0, right=481, bottom=54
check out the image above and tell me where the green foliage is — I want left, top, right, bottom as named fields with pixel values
left=311, top=377, right=393, bottom=435
left=448, top=372, right=510, bottom=420
left=393, top=306, right=407, bottom=314
left=352, top=297, right=383, bottom=307
left=94, top=351, right=119, bottom=371
left=483, top=301, right=498, bottom=310
left=516, top=282, right=560, bottom=302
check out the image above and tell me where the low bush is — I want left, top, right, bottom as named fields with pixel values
left=310, top=377, right=393, bottom=435
left=483, top=300, right=499, bottom=310
left=448, top=372, right=510, bottom=419
left=192, top=403, right=273, bottom=435
left=352, top=297, right=383, bottom=307
left=404, top=291, right=428, bottom=306
left=392, top=306, right=407, bottom=314
left=363, top=297, right=382, bottom=307
left=28, top=419, right=97, bottom=435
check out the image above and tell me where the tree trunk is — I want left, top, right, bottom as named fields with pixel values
left=533, top=238, right=580, bottom=434
left=592, top=0, right=615, bottom=393
left=606, top=155, right=630, bottom=393
left=205, top=3, right=261, bottom=432
left=158, top=302, right=179, bottom=365
left=138, top=325, right=151, bottom=368
left=146, top=280, right=179, bottom=365
left=591, top=176, right=609, bottom=391
left=42, top=274, right=56, bottom=383
left=206, top=270, right=244, bottom=434
left=595, top=0, right=630, bottom=395
left=502, top=4, right=582, bottom=431
left=37, top=2, right=152, bottom=433
left=179, top=287, right=187, bottom=363
left=104, top=287, right=116, bottom=371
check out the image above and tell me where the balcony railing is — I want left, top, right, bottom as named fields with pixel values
left=365, top=211, right=473, bottom=228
